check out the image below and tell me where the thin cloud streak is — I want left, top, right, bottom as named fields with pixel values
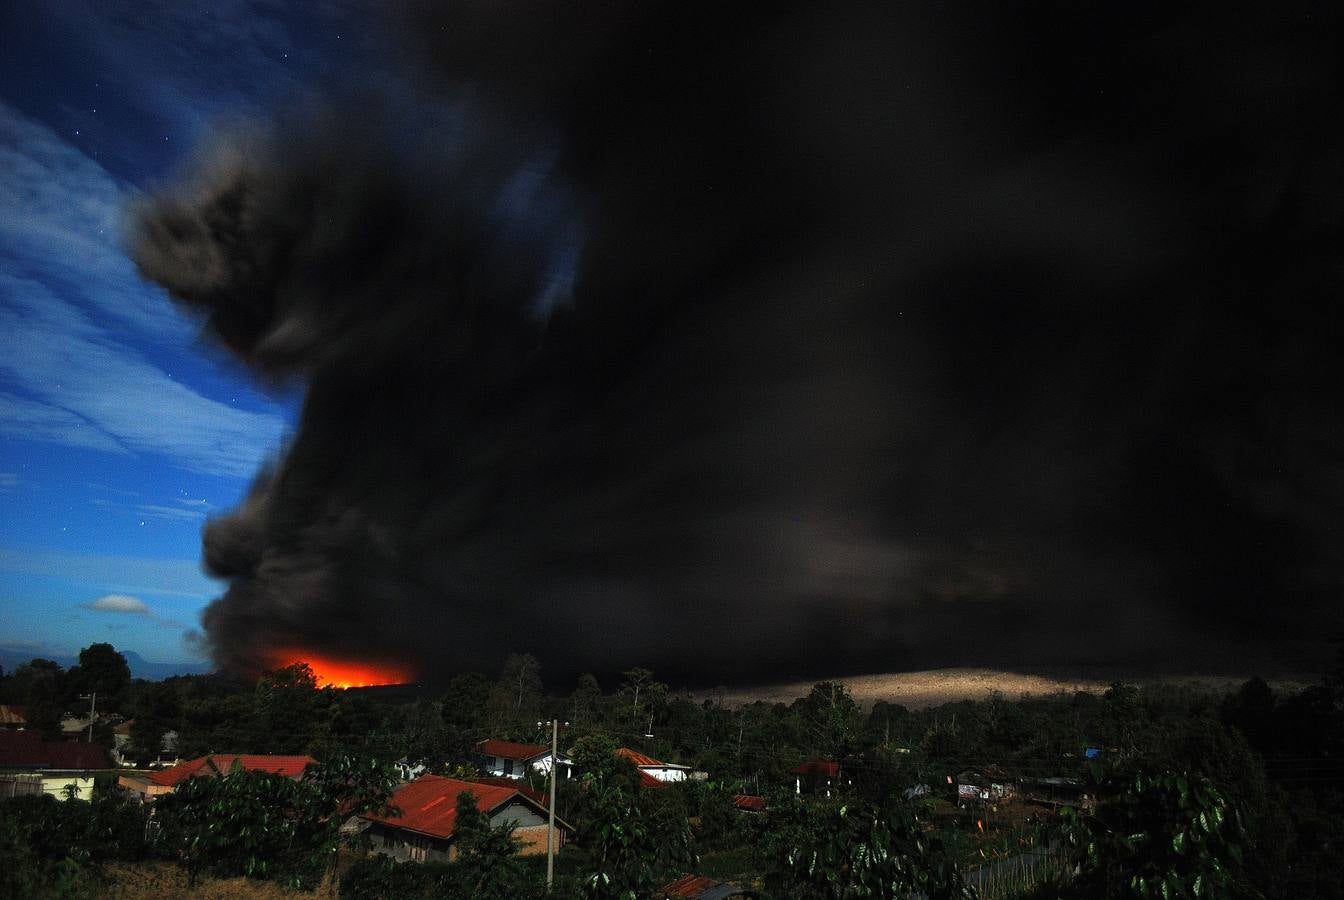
left=0, top=104, right=289, bottom=477
left=0, top=273, right=286, bottom=477
left=0, top=545, right=218, bottom=600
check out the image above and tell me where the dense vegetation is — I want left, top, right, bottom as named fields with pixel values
left=2, top=646, right=1342, bottom=898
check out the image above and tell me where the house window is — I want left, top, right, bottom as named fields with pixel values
left=409, top=838, right=426, bottom=862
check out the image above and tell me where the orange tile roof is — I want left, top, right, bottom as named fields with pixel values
left=361, top=775, right=532, bottom=840
left=149, top=754, right=314, bottom=786
left=477, top=738, right=549, bottom=760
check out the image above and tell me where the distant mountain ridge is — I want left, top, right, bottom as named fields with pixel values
left=0, top=644, right=211, bottom=680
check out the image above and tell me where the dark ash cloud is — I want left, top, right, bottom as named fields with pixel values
left=133, top=1, right=1344, bottom=684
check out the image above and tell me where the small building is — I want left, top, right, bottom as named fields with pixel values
left=118, top=753, right=314, bottom=801
left=394, top=757, right=428, bottom=781
left=660, top=874, right=758, bottom=898
left=109, top=721, right=177, bottom=767
left=1021, top=775, right=1092, bottom=809
left=59, top=715, right=93, bottom=742
left=0, top=730, right=110, bottom=800
left=956, top=766, right=1016, bottom=803
left=790, top=758, right=840, bottom=796
left=615, top=747, right=691, bottom=783
left=359, top=775, right=572, bottom=863
left=476, top=739, right=573, bottom=779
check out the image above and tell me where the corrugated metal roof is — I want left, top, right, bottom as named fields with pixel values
left=149, top=754, right=314, bottom=786
left=477, top=738, right=549, bottom=760
left=361, top=775, right=548, bottom=840
left=731, top=794, right=765, bottom=811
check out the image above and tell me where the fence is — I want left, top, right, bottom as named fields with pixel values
left=0, top=774, right=44, bottom=799
left=964, top=843, right=1071, bottom=899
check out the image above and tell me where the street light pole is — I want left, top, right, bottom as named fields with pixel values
left=78, top=692, right=96, bottom=743
left=546, top=717, right=558, bottom=892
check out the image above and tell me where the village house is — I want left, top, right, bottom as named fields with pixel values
left=790, top=758, right=840, bottom=796
left=358, top=775, right=572, bottom=863
left=117, top=753, right=314, bottom=802
left=110, top=720, right=179, bottom=767
left=956, top=766, right=1017, bottom=804
left=616, top=747, right=692, bottom=784
left=475, top=738, right=572, bottom=779
left=0, top=730, right=110, bottom=800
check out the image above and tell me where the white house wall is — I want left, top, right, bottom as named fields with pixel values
left=641, top=766, right=688, bottom=782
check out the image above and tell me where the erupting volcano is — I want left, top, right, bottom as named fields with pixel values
left=270, top=650, right=413, bottom=689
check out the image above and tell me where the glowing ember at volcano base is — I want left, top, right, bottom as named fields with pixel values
left=269, top=649, right=413, bottom=688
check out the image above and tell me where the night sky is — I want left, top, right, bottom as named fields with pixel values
left=3, top=1, right=1342, bottom=684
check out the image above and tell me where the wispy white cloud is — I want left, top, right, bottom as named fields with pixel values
left=0, top=273, right=286, bottom=476
left=0, top=104, right=289, bottom=477
left=136, top=503, right=208, bottom=522
left=0, top=100, right=187, bottom=336
left=0, top=545, right=217, bottom=600
left=85, top=593, right=150, bottom=614
left=0, top=390, right=130, bottom=455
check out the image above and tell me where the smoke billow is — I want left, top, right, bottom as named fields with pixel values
left=134, top=1, right=1344, bottom=684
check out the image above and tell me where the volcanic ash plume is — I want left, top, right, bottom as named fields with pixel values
left=133, top=2, right=1344, bottom=683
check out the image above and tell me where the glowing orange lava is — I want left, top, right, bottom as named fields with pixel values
left=269, top=649, right=413, bottom=688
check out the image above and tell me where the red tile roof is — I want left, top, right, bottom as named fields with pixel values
left=0, top=730, right=47, bottom=767
left=44, top=742, right=109, bottom=769
left=789, top=758, right=840, bottom=777
left=615, top=747, right=689, bottom=769
left=662, top=874, right=720, bottom=897
left=466, top=776, right=548, bottom=807
left=149, top=754, right=314, bottom=787
left=477, top=738, right=549, bottom=760
left=0, top=731, right=110, bottom=770
left=0, top=705, right=27, bottom=726
left=361, top=775, right=539, bottom=840
left=732, top=794, right=765, bottom=812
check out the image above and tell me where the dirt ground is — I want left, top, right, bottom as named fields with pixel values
left=101, top=862, right=336, bottom=900
left=713, top=667, right=1312, bottom=709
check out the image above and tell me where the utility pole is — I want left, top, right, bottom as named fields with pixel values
left=546, top=718, right=558, bottom=892
left=78, top=692, right=96, bottom=743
